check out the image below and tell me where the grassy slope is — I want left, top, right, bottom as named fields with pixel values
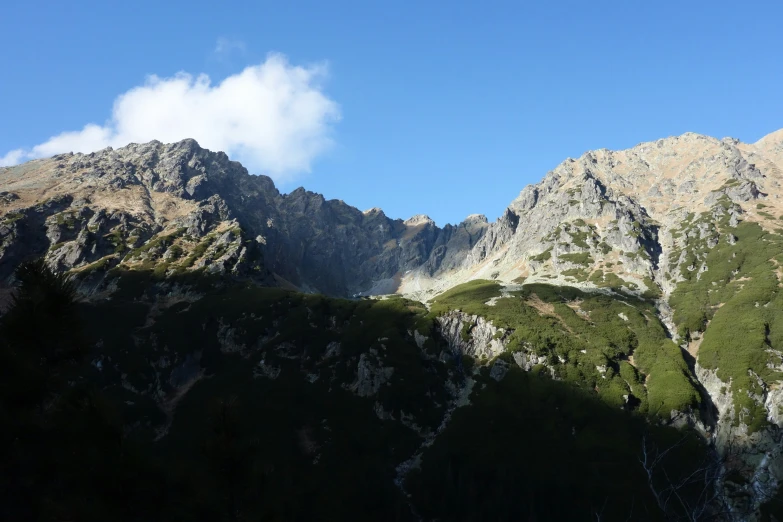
left=63, top=270, right=722, bottom=520
left=669, top=202, right=783, bottom=432
left=430, top=280, right=699, bottom=416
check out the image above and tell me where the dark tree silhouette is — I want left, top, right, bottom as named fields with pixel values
left=0, top=259, right=176, bottom=522
left=1, top=258, right=86, bottom=412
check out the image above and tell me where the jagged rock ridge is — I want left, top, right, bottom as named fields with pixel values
left=400, top=130, right=783, bottom=299
left=0, top=139, right=489, bottom=297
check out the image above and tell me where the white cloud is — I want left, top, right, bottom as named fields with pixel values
left=0, top=149, right=25, bottom=167
left=4, top=53, right=341, bottom=181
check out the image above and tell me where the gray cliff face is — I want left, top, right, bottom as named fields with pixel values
left=2, top=131, right=781, bottom=299
left=695, top=362, right=783, bottom=517
left=0, top=140, right=486, bottom=296
left=400, top=131, right=783, bottom=301
left=436, top=311, right=508, bottom=360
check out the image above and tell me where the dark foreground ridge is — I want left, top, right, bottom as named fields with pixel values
left=2, top=261, right=764, bottom=521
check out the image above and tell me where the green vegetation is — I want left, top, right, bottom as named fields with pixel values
left=460, top=321, right=473, bottom=341
left=1, top=212, right=24, bottom=225
left=587, top=269, right=631, bottom=292
left=182, top=233, right=217, bottom=268
left=152, top=261, right=170, bottom=278
left=530, top=247, right=552, bottom=262
left=0, top=260, right=726, bottom=521
left=55, top=211, right=77, bottom=229
left=670, top=210, right=783, bottom=431
left=558, top=252, right=593, bottom=265
left=430, top=280, right=699, bottom=416
left=642, top=276, right=662, bottom=299
left=211, top=243, right=228, bottom=261
left=429, top=280, right=503, bottom=314
left=79, top=256, right=112, bottom=274
left=562, top=268, right=589, bottom=282
left=107, top=228, right=127, bottom=253
left=128, top=227, right=186, bottom=259
left=555, top=221, right=602, bottom=250
left=167, top=244, right=183, bottom=259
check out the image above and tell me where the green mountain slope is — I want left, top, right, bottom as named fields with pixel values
left=4, top=265, right=772, bottom=521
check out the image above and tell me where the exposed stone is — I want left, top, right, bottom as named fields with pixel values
left=695, top=362, right=783, bottom=517
left=436, top=311, right=506, bottom=359
left=349, top=353, right=394, bottom=397
left=324, top=341, right=341, bottom=359
left=413, top=330, right=427, bottom=349
left=253, top=358, right=281, bottom=379
left=489, top=359, right=509, bottom=381
left=512, top=351, right=549, bottom=371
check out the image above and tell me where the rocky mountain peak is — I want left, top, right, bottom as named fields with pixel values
left=462, top=213, right=488, bottom=225
left=363, top=207, right=385, bottom=216
left=395, top=128, right=783, bottom=299
left=403, top=214, right=435, bottom=227
left=3, top=129, right=782, bottom=299
left=0, top=140, right=485, bottom=296
left=755, top=127, right=783, bottom=146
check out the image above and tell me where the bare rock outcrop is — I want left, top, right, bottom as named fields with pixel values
left=436, top=311, right=507, bottom=359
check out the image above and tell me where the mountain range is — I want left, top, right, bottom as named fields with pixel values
left=2, top=129, right=783, bottom=521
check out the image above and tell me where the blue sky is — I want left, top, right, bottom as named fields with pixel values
left=2, top=1, right=782, bottom=226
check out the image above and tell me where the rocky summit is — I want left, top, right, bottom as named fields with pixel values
left=2, top=129, right=783, bottom=521
left=0, top=138, right=491, bottom=297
